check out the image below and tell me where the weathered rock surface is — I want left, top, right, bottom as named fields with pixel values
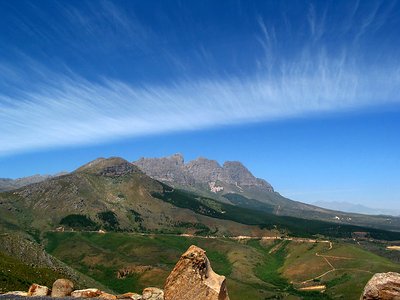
left=2, top=291, right=28, bottom=296
left=117, top=292, right=142, bottom=299
left=164, top=245, right=229, bottom=300
left=99, top=292, right=117, bottom=299
left=361, top=272, right=400, bottom=299
left=71, top=288, right=102, bottom=298
left=51, top=279, right=74, bottom=297
left=77, top=157, right=142, bottom=177
left=141, top=288, right=163, bottom=300
left=28, top=284, right=50, bottom=296
left=134, top=154, right=273, bottom=192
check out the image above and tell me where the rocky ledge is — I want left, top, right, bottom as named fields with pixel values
left=0, top=245, right=228, bottom=300
left=361, top=272, right=400, bottom=300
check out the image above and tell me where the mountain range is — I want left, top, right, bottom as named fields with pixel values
left=1, top=154, right=400, bottom=298
left=133, top=154, right=400, bottom=232
left=313, top=201, right=400, bottom=217
left=134, top=153, right=274, bottom=192
left=1, top=154, right=399, bottom=239
left=0, top=173, right=67, bottom=192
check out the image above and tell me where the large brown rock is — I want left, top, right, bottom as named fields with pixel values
left=361, top=272, right=400, bottom=299
left=164, top=245, right=229, bottom=300
left=51, top=278, right=74, bottom=297
left=28, top=283, right=50, bottom=296
left=71, top=288, right=102, bottom=298
left=142, top=287, right=163, bottom=300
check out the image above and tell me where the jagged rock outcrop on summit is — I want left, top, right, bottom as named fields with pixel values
left=361, top=272, right=400, bottom=299
left=76, top=157, right=142, bottom=177
left=134, top=154, right=273, bottom=192
left=164, top=245, right=229, bottom=300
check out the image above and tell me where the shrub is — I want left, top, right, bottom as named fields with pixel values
left=60, top=214, right=99, bottom=231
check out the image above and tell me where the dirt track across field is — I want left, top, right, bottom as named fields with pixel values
left=298, top=242, right=373, bottom=285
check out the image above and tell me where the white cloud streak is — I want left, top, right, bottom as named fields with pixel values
left=1, top=1, right=400, bottom=156
left=1, top=52, right=399, bottom=156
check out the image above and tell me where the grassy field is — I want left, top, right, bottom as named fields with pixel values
left=42, top=232, right=400, bottom=299
left=281, top=240, right=400, bottom=299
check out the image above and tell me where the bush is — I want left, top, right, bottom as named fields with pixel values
left=60, top=214, right=99, bottom=231
left=97, top=211, right=120, bottom=230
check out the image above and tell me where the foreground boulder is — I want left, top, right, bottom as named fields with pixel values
left=71, top=288, right=102, bottom=298
left=51, top=278, right=74, bottom=297
left=28, top=284, right=50, bottom=296
left=142, top=287, right=163, bottom=300
left=361, top=272, right=400, bottom=299
left=164, top=245, right=229, bottom=300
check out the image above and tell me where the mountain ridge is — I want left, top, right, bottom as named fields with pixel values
left=313, top=201, right=400, bottom=217
left=133, top=153, right=274, bottom=193
left=1, top=155, right=400, bottom=235
left=133, top=154, right=400, bottom=232
left=0, top=173, right=68, bottom=192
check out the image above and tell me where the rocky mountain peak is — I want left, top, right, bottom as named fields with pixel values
left=186, top=157, right=222, bottom=182
left=170, top=153, right=185, bottom=165
left=133, top=154, right=274, bottom=192
left=221, top=161, right=271, bottom=190
left=222, top=161, right=253, bottom=181
left=75, top=157, right=141, bottom=177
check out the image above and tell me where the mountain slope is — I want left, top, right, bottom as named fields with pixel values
left=0, top=157, right=270, bottom=237
left=0, top=232, right=110, bottom=293
left=133, top=154, right=400, bottom=232
left=0, top=156, right=399, bottom=240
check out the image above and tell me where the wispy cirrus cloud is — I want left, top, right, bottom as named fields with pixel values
left=1, top=0, right=400, bottom=156
left=1, top=52, right=399, bottom=156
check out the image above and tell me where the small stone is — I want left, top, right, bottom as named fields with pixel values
left=142, top=287, right=164, bottom=300
left=117, top=292, right=142, bottom=299
left=99, top=292, right=117, bottom=299
left=28, top=283, right=50, bottom=296
left=71, top=288, right=102, bottom=298
left=51, top=278, right=74, bottom=297
left=4, top=291, right=28, bottom=296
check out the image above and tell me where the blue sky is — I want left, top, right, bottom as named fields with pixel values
left=0, top=0, right=399, bottom=208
